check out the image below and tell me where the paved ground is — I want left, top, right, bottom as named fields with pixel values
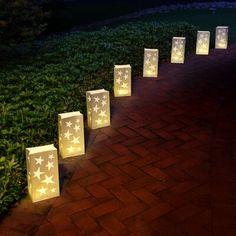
left=1, top=45, right=236, bottom=236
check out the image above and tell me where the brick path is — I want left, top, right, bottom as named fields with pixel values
left=1, top=45, right=236, bottom=236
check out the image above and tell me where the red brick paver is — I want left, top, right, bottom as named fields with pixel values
left=1, top=45, right=236, bottom=236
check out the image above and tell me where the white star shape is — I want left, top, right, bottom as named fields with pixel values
left=99, top=110, right=106, bottom=117
left=93, top=104, right=99, bottom=113
left=95, top=119, right=102, bottom=125
left=87, top=96, right=91, bottom=102
left=116, top=77, right=122, bottom=84
left=173, top=47, right=178, bottom=52
left=145, top=59, right=150, bottom=65
left=51, top=188, right=56, bottom=193
left=101, top=100, right=107, bottom=107
left=118, top=70, right=123, bottom=76
left=66, top=121, right=72, bottom=128
left=76, top=119, right=80, bottom=123
left=33, top=167, right=44, bottom=180
left=121, top=82, right=128, bottom=88
left=49, top=154, right=54, bottom=160
left=94, top=96, right=100, bottom=103
left=37, top=187, right=47, bottom=195
left=35, top=156, right=44, bottom=165
left=73, top=125, right=80, bottom=132
left=42, top=175, right=54, bottom=185
left=46, top=161, right=54, bottom=171
left=71, top=136, right=80, bottom=144
left=64, top=130, right=72, bottom=140
left=124, top=74, right=129, bottom=79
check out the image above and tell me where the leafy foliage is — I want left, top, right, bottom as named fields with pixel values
left=0, top=22, right=197, bottom=216
left=0, top=0, right=49, bottom=43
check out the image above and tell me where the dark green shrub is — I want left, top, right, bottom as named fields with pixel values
left=0, top=0, right=49, bottom=43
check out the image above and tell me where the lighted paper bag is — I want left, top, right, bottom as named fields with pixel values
left=26, top=144, right=60, bottom=202
left=86, top=89, right=110, bottom=129
left=215, top=26, right=228, bottom=49
left=171, top=37, right=186, bottom=63
left=114, top=64, right=131, bottom=97
left=196, top=31, right=210, bottom=55
left=143, top=48, right=159, bottom=78
left=58, top=111, right=85, bottom=158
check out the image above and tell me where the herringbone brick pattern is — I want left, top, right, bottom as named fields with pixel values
left=1, top=45, right=236, bottom=236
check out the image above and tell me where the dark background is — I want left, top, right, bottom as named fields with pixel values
left=46, top=0, right=235, bottom=33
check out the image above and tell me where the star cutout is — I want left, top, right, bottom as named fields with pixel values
left=66, top=120, right=72, bottom=128
left=49, top=154, right=54, bottom=160
left=46, top=161, right=54, bottom=171
left=101, top=100, right=107, bottom=107
left=118, top=70, right=123, bottom=76
left=71, top=136, right=80, bottom=144
left=35, top=156, right=44, bottom=165
left=33, top=167, right=44, bottom=180
left=76, top=119, right=80, bottom=123
left=37, top=187, right=47, bottom=195
left=116, top=77, right=122, bottom=84
left=51, top=188, right=56, bottom=193
left=99, top=110, right=106, bottom=117
left=87, top=96, right=91, bottom=102
left=94, top=97, right=100, bottom=103
left=145, top=59, right=150, bottom=65
left=124, top=74, right=129, bottom=79
left=42, top=175, right=54, bottom=185
left=64, top=130, right=72, bottom=140
left=173, top=47, right=178, bottom=52
left=73, top=125, right=80, bottom=132
left=93, top=104, right=99, bottom=113
left=95, top=119, right=102, bottom=125
left=121, top=82, right=128, bottom=88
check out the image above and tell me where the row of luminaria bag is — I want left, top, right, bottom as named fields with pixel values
left=26, top=26, right=229, bottom=202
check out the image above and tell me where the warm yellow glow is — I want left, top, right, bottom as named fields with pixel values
left=215, top=26, right=228, bottom=49
left=26, top=144, right=60, bottom=202
left=196, top=31, right=210, bottom=55
left=58, top=111, right=85, bottom=158
left=171, top=37, right=186, bottom=64
left=143, top=48, right=159, bottom=78
left=114, top=64, right=131, bottom=97
left=86, top=89, right=110, bottom=129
